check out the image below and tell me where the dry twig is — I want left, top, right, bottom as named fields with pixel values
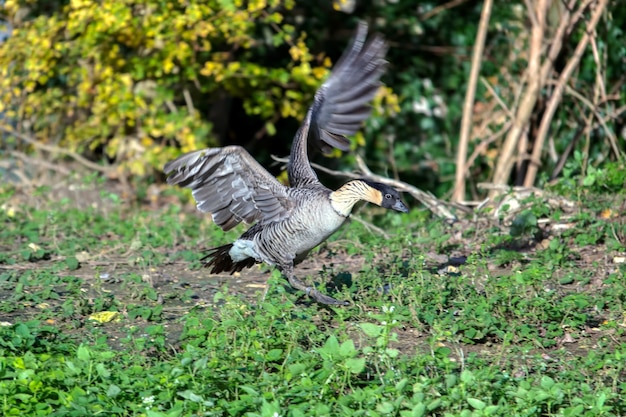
left=9, top=150, right=72, bottom=177
left=560, top=82, right=620, bottom=157
left=538, top=0, right=581, bottom=84
left=480, top=76, right=514, bottom=119
left=350, top=215, right=391, bottom=239
left=453, top=0, right=493, bottom=203
left=490, top=0, right=548, bottom=196
left=0, top=125, right=112, bottom=174
left=271, top=154, right=458, bottom=221
left=420, top=0, right=471, bottom=21
left=465, top=120, right=512, bottom=177
left=524, top=0, right=612, bottom=187
left=354, top=155, right=458, bottom=221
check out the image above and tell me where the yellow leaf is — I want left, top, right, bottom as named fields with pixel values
left=600, top=209, right=614, bottom=219
left=141, top=136, right=154, bottom=147
left=333, top=0, right=355, bottom=13
left=248, top=0, right=267, bottom=12
left=1, top=204, right=16, bottom=217
left=200, top=61, right=224, bottom=77
left=163, top=122, right=176, bottom=135
left=289, top=43, right=306, bottom=61
left=312, top=66, right=328, bottom=80
left=163, top=59, right=175, bottom=74
left=119, top=73, right=133, bottom=87
left=4, top=0, right=19, bottom=14
left=265, top=121, right=276, bottom=136
left=28, top=243, right=42, bottom=252
left=355, top=131, right=365, bottom=147
left=88, top=311, right=121, bottom=324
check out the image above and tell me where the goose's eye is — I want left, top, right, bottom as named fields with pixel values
left=385, top=193, right=392, bottom=199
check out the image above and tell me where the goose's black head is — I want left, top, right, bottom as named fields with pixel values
left=330, top=179, right=409, bottom=216
left=361, top=180, right=409, bottom=213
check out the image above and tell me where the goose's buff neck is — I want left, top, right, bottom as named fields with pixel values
left=329, top=180, right=382, bottom=217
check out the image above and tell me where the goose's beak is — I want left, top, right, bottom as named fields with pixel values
left=393, top=200, right=409, bottom=213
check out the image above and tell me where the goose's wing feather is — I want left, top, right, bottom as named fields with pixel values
left=288, top=22, right=388, bottom=187
left=312, top=21, right=388, bottom=153
left=164, top=146, right=295, bottom=231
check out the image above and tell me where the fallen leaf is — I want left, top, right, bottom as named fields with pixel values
left=88, top=311, right=121, bottom=323
left=76, top=251, right=91, bottom=262
left=29, top=242, right=42, bottom=251
left=600, top=208, right=614, bottom=219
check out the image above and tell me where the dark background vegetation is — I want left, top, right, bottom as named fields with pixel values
left=1, top=0, right=623, bottom=200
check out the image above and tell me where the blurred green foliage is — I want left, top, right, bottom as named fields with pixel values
left=0, top=0, right=382, bottom=176
left=0, top=0, right=624, bottom=196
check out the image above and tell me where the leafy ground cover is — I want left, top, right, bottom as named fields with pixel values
left=0, top=172, right=625, bottom=416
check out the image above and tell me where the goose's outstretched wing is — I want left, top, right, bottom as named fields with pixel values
left=312, top=21, right=388, bottom=152
left=289, top=21, right=388, bottom=186
left=164, top=146, right=295, bottom=231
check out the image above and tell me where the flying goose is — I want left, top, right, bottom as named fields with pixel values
left=165, top=22, right=408, bottom=305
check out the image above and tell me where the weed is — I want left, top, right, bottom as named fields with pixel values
left=1, top=183, right=625, bottom=415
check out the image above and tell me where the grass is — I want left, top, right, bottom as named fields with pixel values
left=0, top=174, right=625, bottom=417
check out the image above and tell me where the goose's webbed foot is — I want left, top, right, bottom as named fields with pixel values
left=282, top=265, right=349, bottom=306
left=305, top=285, right=350, bottom=306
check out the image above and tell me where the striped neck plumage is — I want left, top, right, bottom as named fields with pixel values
left=330, top=180, right=382, bottom=216
left=287, top=109, right=318, bottom=186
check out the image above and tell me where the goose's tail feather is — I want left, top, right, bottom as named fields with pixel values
left=201, top=244, right=257, bottom=274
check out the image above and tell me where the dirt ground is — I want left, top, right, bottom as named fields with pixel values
left=1, top=162, right=625, bottom=360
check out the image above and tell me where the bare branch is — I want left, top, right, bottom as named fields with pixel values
left=420, top=0, right=471, bottom=21
left=580, top=110, right=595, bottom=184
left=271, top=154, right=458, bottom=221
left=539, top=0, right=583, bottom=85
left=0, top=125, right=113, bottom=174
left=354, top=155, right=458, bottom=221
left=9, top=150, right=72, bottom=176
left=560, top=82, right=619, bottom=154
left=549, top=127, right=584, bottom=181
left=453, top=0, right=493, bottom=203
left=465, top=121, right=512, bottom=176
left=480, top=76, right=514, bottom=118
left=589, top=33, right=607, bottom=103
left=566, top=0, right=595, bottom=35
left=183, top=88, right=196, bottom=115
left=524, top=0, right=613, bottom=187
left=350, top=215, right=391, bottom=239
left=490, top=0, right=548, bottom=196
left=523, top=0, right=539, bottom=28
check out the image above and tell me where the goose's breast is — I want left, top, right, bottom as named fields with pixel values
left=288, top=202, right=347, bottom=255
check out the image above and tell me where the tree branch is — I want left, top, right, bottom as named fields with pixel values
left=524, top=0, right=612, bottom=187
left=490, top=0, right=548, bottom=197
left=0, top=125, right=113, bottom=174
left=271, top=154, right=458, bottom=221
left=420, top=0, right=471, bottom=21
left=452, top=0, right=493, bottom=203
left=539, top=0, right=582, bottom=85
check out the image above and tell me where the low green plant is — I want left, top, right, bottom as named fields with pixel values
left=1, top=181, right=625, bottom=415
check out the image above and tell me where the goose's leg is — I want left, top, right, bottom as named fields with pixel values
left=280, top=264, right=350, bottom=306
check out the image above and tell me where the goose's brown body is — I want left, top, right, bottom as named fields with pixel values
left=165, top=23, right=408, bottom=305
left=205, top=184, right=345, bottom=274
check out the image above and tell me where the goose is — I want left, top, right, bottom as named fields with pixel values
left=164, top=22, right=408, bottom=306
